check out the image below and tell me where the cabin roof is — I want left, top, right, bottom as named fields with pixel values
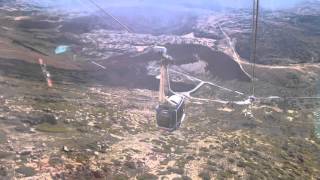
left=168, top=95, right=183, bottom=105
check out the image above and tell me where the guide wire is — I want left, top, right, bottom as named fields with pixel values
left=250, top=0, right=259, bottom=98
left=86, top=0, right=133, bottom=33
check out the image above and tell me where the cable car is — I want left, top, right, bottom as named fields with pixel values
left=153, top=45, right=186, bottom=131
left=156, top=95, right=185, bottom=131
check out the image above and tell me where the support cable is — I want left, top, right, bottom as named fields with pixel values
left=250, top=0, right=259, bottom=98
left=86, top=0, right=133, bottom=33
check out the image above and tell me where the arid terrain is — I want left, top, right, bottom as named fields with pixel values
left=0, top=0, right=320, bottom=179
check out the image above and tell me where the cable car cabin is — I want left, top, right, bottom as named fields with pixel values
left=156, top=95, right=185, bottom=131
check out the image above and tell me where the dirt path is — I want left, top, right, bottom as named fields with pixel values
left=218, top=24, right=320, bottom=74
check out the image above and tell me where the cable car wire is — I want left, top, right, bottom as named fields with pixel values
left=250, top=0, right=259, bottom=97
left=86, top=0, right=133, bottom=33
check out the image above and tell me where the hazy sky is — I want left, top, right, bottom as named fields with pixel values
left=23, top=0, right=310, bottom=11
left=129, top=0, right=308, bottom=9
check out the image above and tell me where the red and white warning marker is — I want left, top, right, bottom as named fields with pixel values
left=47, top=75, right=53, bottom=88
left=38, top=58, right=53, bottom=87
left=38, top=58, right=44, bottom=65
